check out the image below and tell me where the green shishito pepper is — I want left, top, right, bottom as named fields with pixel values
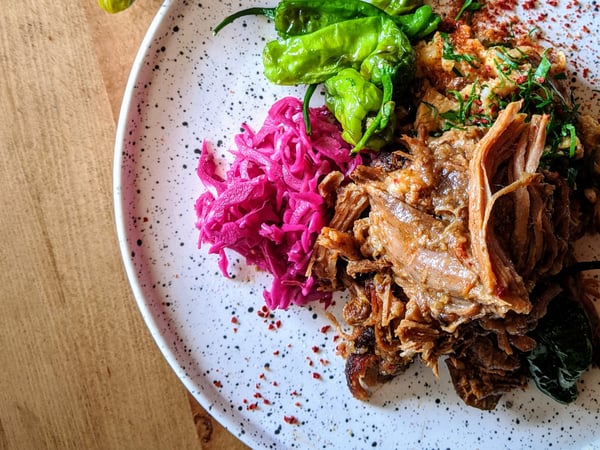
left=263, top=16, right=414, bottom=152
left=325, top=68, right=384, bottom=148
left=213, top=0, right=440, bottom=42
left=263, top=16, right=414, bottom=85
left=214, top=0, right=385, bottom=38
left=214, top=2, right=425, bottom=153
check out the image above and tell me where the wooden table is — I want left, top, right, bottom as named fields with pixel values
left=0, top=1, right=248, bottom=448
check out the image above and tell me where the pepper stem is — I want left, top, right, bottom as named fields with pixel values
left=213, top=7, right=276, bottom=35
left=303, top=83, right=318, bottom=136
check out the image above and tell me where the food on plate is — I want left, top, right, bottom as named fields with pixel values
left=213, top=1, right=440, bottom=42
left=196, top=0, right=600, bottom=409
left=214, top=1, right=440, bottom=152
left=195, top=97, right=366, bottom=309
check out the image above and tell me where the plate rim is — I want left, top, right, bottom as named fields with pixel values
left=111, top=1, right=600, bottom=448
left=111, top=0, right=242, bottom=439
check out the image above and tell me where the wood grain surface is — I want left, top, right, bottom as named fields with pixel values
left=0, top=1, right=248, bottom=448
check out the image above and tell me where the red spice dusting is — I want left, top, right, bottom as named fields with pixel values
left=213, top=380, right=223, bottom=388
left=231, top=316, right=238, bottom=324
left=311, top=345, right=320, bottom=353
left=242, top=398, right=248, bottom=404
left=255, top=383, right=261, bottom=389
left=263, top=398, right=271, bottom=405
left=306, top=357, right=314, bottom=366
left=232, top=327, right=238, bottom=333
left=312, top=372, right=321, bottom=380
left=272, top=381, right=279, bottom=387
left=284, top=415, right=299, bottom=425
left=582, top=25, right=590, bottom=34
left=523, top=0, right=535, bottom=9
left=275, top=320, right=282, bottom=328
left=294, top=401, right=302, bottom=407
left=259, top=373, right=265, bottom=379
left=253, top=392, right=262, bottom=398
left=319, top=358, right=330, bottom=366
left=268, top=323, right=276, bottom=330
left=320, top=325, right=331, bottom=333
left=495, top=0, right=516, bottom=11
left=547, top=0, right=558, bottom=6
left=247, top=402, right=259, bottom=411
left=257, top=305, right=271, bottom=319
left=273, top=350, right=280, bottom=356
left=291, top=390, right=300, bottom=396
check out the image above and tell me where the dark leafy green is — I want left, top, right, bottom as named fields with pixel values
left=526, top=293, right=593, bottom=404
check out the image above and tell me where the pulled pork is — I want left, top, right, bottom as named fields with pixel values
left=307, top=25, right=600, bottom=409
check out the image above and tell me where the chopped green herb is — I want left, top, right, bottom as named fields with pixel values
left=563, top=123, right=577, bottom=158
left=491, top=48, right=581, bottom=171
left=494, top=50, right=520, bottom=72
left=440, top=82, right=492, bottom=130
left=441, top=32, right=477, bottom=66
left=533, top=54, right=552, bottom=83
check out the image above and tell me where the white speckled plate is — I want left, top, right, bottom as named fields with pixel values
left=114, top=1, right=600, bottom=448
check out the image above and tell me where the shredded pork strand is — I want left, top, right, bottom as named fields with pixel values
left=468, top=100, right=531, bottom=316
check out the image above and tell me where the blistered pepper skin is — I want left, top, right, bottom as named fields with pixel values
left=263, top=16, right=413, bottom=86
left=213, top=0, right=440, bottom=42
left=325, top=68, right=383, bottom=146
left=274, top=0, right=390, bottom=37
left=369, top=0, right=422, bottom=15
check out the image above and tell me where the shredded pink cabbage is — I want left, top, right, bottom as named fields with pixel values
left=195, top=97, right=364, bottom=309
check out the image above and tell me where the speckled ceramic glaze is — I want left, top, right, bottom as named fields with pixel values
left=114, top=1, right=600, bottom=448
